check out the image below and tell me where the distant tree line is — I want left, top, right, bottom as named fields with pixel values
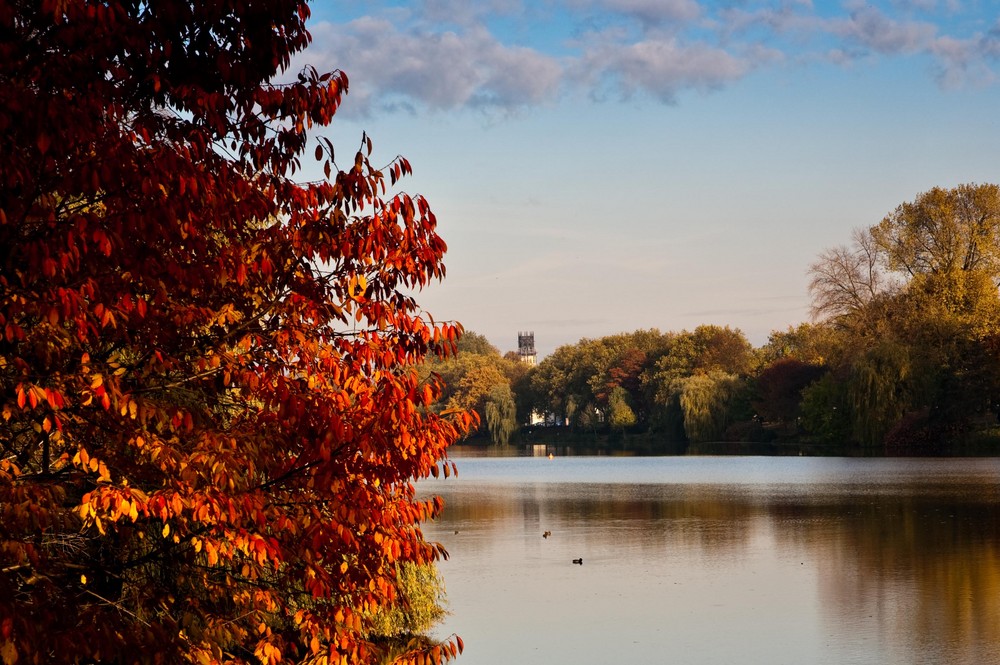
left=431, top=183, right=1000, bottom=454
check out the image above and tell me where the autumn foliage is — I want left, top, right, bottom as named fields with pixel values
left=0, top=1, right=469, bottom=663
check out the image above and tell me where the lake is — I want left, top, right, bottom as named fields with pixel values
left=419, top=455, right=1000, bottom=665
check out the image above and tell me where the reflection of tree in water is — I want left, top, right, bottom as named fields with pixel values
left=769, top=493, right=1000, bottom=664
left=429, top=483, right=761, bottom=558
left=427, top=479, right=1000, bottom=663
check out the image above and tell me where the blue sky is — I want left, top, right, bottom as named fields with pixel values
left=289, top=0, right=1000, bottom=357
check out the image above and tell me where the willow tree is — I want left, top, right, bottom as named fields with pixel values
left=847, top=342, right=911, bottom=449
left=484, top=384, right=517, bottom=446
left=675, top=372, right=744, bottom=443
left=0, top=2, right=468, bottom=663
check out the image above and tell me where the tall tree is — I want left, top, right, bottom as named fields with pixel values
left=0, top=2, right=467, bottom=664
left=872, top=183, right=1000, bottom=281
left=803, top=184, right=1000, bottom=450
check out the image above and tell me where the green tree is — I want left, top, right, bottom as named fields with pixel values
left=511, top=364, right=541, bottom=426
left=645, top=326, right=754, bottom=434
left=422, top=331, right=518, bottom=438
left=592, top=330, right=670, bottom=426
left=847, top=341, right=911, bottom=449
left=800, top=372, right=853, bottom=445
left=484, top=384, right=518, bottom=446
left=455, top=330, right=499, bottom=356
left=448, top=355, right=509, bottom=417
left=675, top=372, right=745, bottom=443
left=650, top=325, right=755, bottom=383
left=760, top=323, right=844, bottom=367
left=529, top=341, right=601, bottom=427
left=527, top=330, right=673, bottom=433
left=607, top=386, right=637, bottom=432
left=366, top=562, right=447, bottom=643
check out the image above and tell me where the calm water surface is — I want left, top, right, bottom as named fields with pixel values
left=419, top=456, right=1000, bottom=665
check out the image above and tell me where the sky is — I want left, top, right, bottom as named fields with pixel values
left=287, top=0, right=1000, bottom=358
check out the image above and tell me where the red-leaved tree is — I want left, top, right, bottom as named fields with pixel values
left=0, top=1, right=470, bottom=663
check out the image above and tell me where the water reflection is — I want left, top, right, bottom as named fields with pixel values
left=421, top=457, right=1000, bottom=665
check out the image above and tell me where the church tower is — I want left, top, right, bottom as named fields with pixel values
left=518, top=331, right=536, bottom=367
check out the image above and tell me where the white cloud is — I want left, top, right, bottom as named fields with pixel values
left=294, top=18, right=563, bottom=115
left=473, top=41, right=566, bottom=108
left=578, top=35, right=750, bottom=102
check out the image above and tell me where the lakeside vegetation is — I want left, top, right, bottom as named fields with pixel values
left=432, top=184, right=1000, bottom=456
